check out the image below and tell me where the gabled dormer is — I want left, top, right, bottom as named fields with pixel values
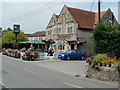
left=46, top=13, right=59, bottom=29
left=100, top=8, right=118, bottom=25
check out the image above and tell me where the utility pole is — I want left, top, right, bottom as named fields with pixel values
left=98, top=0, right=101, bottom=23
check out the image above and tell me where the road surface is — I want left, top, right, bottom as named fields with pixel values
left=1, top=55, right=118, bottom=88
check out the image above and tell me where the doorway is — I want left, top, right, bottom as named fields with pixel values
left=71, top=44, right=74, bottom=50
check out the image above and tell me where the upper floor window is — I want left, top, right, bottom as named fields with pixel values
left=57, top=24, right=62, bottom=34
left=62, top=13, right=66, bottom=22
left=67, top=23, right=72, bottom=33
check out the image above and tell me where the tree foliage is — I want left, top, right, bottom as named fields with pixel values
left=93, top=23, right=120, bottom=58
left=2, top=31, right=28, bottom=45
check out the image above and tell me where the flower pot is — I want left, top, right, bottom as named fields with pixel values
left=108, top=64, right=111, bottom=67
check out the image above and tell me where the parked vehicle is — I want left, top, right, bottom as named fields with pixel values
left=58, top=49, right=87, bottom=60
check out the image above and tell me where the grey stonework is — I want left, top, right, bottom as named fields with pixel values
left=86, top=67, right=119, bottom=82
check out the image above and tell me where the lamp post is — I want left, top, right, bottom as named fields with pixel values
left=13, top=24, right=20, bottom=43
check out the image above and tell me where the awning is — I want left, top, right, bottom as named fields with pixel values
left=19, top=40, right=45, bottom=44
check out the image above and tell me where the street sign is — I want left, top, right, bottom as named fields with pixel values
left=13, top=24, right=20, bottom=33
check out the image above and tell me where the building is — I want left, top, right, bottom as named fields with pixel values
left=25, top=31, right=46, bottom=42
left=46, top=5, right=118, bottom=54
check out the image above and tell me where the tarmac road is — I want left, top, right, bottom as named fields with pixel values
left=1, top=55, right=118, bottom=88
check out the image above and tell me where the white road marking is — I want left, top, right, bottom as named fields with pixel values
left=0, top=82, right=9, bottom=89
left=64, top=82, right=83, bottom=88
left=24, top=69, right=42, bottom=76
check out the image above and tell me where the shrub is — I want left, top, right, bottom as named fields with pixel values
left=93, top=54, right=107, bottom=63
left=101, top=57, right=117, bottom=64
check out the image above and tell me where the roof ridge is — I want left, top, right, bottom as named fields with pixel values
left=67, top=6, right=95, bottom=13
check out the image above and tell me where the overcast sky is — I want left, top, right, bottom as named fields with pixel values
left=0, top=0, right=119, bottom=34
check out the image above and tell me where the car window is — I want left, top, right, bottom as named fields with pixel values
left=72, top=50, right=77, bottom=53
left=77, top=50, right=84, bottom=53
left=66, top=50, right=73, bottom=53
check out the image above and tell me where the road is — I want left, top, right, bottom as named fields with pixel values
left=1, top=55, right=118, bottom=88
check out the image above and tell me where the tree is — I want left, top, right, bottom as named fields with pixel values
left=93, top=23, right=120, bottom=58
left=2, top=31, right=28, bottom=48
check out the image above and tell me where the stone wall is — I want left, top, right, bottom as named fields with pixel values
left=86, top=67, right=119, bottom=82
left=77, top=30, right=94, bottom=55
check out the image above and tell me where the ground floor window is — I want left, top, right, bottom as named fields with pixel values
left=58, top=45, right=64, bottom=50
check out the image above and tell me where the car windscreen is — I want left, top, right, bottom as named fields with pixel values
left=66, top=50, right=73, bottom=53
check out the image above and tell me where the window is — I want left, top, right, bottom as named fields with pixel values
left=106, top=18, right=113, bottom=24
left=62, top=13, right=66, bottom=21
left=57, top=24, right=62, bottom=34
left=67, top=23, right=72, bottom=33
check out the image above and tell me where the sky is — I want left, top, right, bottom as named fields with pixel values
left=0, top=0, right=120, bottom=34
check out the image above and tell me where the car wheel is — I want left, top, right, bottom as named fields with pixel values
left=66, top=56, right=70, bottom=60
left=80, top=56, right=85, bottom=60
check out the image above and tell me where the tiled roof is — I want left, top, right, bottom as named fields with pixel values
left=24, top=34, right=32, bottom=37
left=25, top=31, right=46, bottom=37
left=33, top=31, right=46, bottom=36
left=67, top=6, right=107, bottom=29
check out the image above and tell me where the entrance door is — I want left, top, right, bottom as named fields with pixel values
left=71, top=44, right=74, bottom=50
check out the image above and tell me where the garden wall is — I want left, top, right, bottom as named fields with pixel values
left=86, top=67, right=119, bottom=82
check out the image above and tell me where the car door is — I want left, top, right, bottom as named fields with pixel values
left=70, top=50, right=79, bottom=59
left=77, top=50, right=85, bottom=58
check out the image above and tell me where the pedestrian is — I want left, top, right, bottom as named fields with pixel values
left=49, top=47, right=54, bottom=56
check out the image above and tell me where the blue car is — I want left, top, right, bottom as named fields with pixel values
left=58, top=49, right=87, bottom=60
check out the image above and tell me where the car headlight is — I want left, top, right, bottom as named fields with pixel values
left=62, top=54, right=64, bottom=57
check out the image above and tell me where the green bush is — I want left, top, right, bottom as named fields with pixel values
left=93, top=54, right=107, bottom=63
left=91, top=54, right=107, bottom=68
left=93, top=23, right=120, bottom=58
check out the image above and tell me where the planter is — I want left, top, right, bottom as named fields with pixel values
left=98, top=63, right=102, bottom=66
left=103, top=63, right=106, bottom=67
left=108, top=64, right=111, bottom=67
